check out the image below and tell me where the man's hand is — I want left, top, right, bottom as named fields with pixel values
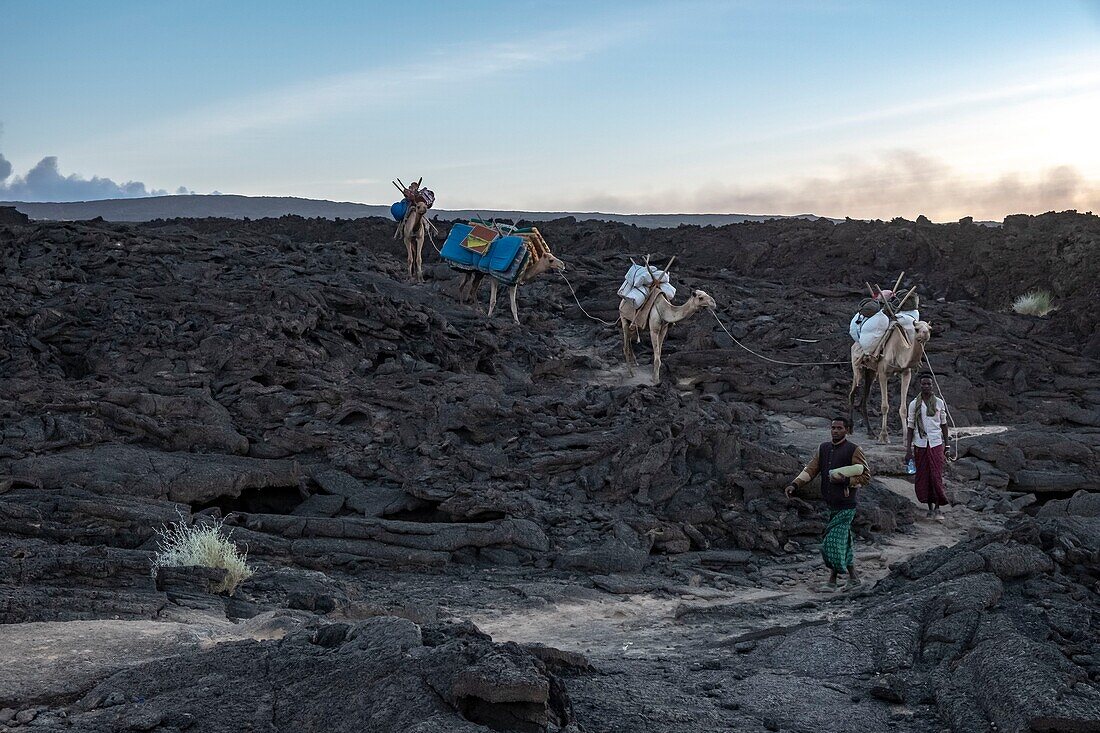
left=784, top=484, right=795, bottom=498
left=843, top=487, right=850, bottom=498
left=904, top=446, right=914, bottom=461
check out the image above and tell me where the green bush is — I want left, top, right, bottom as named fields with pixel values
left=151, top=515, right=253, bottom=595
left=1012, top=289, right=1056, bottom=317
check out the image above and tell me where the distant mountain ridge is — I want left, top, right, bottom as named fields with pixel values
left=1, top=194, right=830, bottom=228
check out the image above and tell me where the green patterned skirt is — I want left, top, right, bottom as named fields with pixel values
left=821, top=508, right=856, bottom=573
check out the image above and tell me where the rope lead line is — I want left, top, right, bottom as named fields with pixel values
left=557, top=271, right=619, bottom=326
left=556, top=279, right=848, bottom=365
left=920, top=352, right=961, bottom=462
left=709, top=309, right=849, bottom=367
left=554, top=279, right=955, bottom=459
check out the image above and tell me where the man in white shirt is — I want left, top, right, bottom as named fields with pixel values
left=904, top=373, right=950, bottom=519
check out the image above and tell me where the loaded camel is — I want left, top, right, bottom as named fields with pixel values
left=393, top=178, right=435, bottom=283
left=456, top=251, right=566, bottom=324
left=400, top=201, right=429, bottom=283
left=849, top=314, right=932, bottom=443
left=620, top=286, right=717, bottom=384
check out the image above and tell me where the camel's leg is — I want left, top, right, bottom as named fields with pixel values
left=464, top=270, right=481, bottom=301
left=621, top=320, right=635, bottom=375
left=404, top=233, right=415, bottom=281
left=509, top=285, right=519, bottom=324
left=469, top=273, right=484, bottom=311
left=898, top=368, right=913, bottom=433
left=487, top=279, right=499, bottom=318
left=848, top=359, right=862, bottom=427
left=650, top=322, right=666, bottom=384
left=877, top=369, right=890, bottom=444
left=415, top=230, right=425, bottom=283
left=859, top=369, right=873, bottom=436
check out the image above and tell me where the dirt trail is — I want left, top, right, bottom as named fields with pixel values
left=473, top=411, right=1007, bottom=663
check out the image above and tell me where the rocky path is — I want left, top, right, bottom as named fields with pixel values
left=466, top=412, right=1020, bottom=732
left=472, top=414, right=995, bottom=649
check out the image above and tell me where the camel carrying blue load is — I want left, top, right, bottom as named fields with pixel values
left=440, top=221, right=549, bottom=286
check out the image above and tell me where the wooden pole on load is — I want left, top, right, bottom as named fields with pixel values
left=891, top=271, right=905, bottom=293
left=881, top=287, right=917, bottom=349
left=897, top=285, right=917, bottom=311
left=644, top=255, right=675, bottom=297
left=657, top=255, right=676, bottom=278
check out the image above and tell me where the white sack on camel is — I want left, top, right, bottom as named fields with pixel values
left=851, top=309, right=920, bottom=352
left=618, top=265, right=676, bottom=308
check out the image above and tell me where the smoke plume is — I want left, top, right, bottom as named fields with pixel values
left=0, top=153, right=183, bottom=202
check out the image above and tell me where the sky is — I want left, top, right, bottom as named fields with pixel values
left=1, top=0, right=1099, bottom=220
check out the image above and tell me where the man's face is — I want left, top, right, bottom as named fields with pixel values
left=920, top=377, right=934, bottom=396
left=830, top=420, right=848, bottom=442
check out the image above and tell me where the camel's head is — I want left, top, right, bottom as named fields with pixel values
left=547, top=254, right=566, bottom=272
left=691, top=289, right=717, bottom=310
left=914, top=320, right=932, bottom=343
left=414, top=201, right=428, bottom=215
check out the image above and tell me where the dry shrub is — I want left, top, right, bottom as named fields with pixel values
left=1012, top=289, right=1056, bottom=317
left=151, top=515, right=253, bottom=594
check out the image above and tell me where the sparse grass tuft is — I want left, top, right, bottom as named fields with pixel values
left=150, top=515, right=253, bottom=595
left=1012, top=289, right=1057, bottom=317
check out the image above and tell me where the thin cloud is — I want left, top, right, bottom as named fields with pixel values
left=711, top=52, right=1100, bottom=152
left=567, top=151, right=1100, bottom=221
left=138, top=23, right=644, bottom=141
left=810, top=68, right=1100, bottom=136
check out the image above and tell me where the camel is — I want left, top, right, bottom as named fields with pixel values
left=400, top=201, right=429, bottom=283
left=457, top=251, right=566, bottom=323
left=848, top=319, right=932, bottom=443
left=620, top=289, right=717, bottom=383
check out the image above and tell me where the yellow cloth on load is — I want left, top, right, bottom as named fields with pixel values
left=463, top=224, right=499, bottom=254
left=464, top=235, right=492, bottom=254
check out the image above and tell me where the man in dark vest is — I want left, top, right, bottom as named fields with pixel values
left=784, top=417, right=872, bottom=591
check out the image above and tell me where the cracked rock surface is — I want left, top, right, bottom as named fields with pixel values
left=0, top=209, right=1097, bottom=731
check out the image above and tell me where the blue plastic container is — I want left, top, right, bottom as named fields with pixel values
left=390, top=200, right=409, bottom=221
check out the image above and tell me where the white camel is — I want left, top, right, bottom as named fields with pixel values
left=400, top=201, right=429, bottom=283
left=849, top=319, right=932, bottom=443
left=620, top=289, right=717, bottom=383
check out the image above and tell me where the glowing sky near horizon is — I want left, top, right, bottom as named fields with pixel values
left=1, top=0, right=1099, bottom=220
